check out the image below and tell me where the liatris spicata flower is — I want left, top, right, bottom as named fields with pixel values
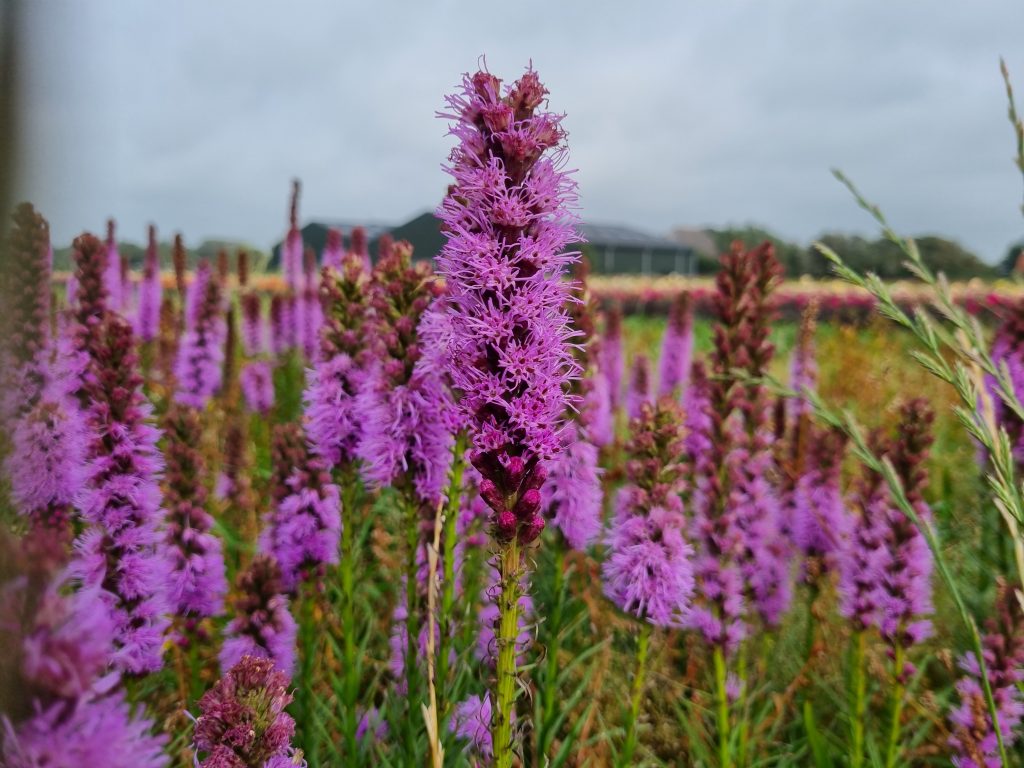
left=790, top=426, right=848, bottom=568
left=687, top=242, right=789, bottom=648
left=789, top=301, right=819, bottom=423
left=601, top=304, right=625, bottom=413
left=322, top=227, right=345, bottom=270
left=172, top=233, right=187, bottom=302
left=357, top=242, right=451, bottom=503
left=282, top=179, right=303, bottom=291
left=72, top=314, right=170, bottom=675
left=174, top=259, right=226, bottom=408
left=581, top=369, right=614, bottom=447
left=238, top=249, right=250, bottom=288
left=269, top=293, right=291, bottom=357
left=604, top=400, right=694, bottom=626
left=103, top=219, right=123, bottom=311
left=220, top=555, right=297, bottom=677
left=304, top=254, right=371, bottom=469
left=0, top=530, right=168, bottom=768
left=350, top=225, right=370, bottom=272
left=437, top=65, right=580, bottom=545
left=948, top=581, right=1024, bottom=768
left=565, top=256, right=612, bottom=449
left=241, top=291, right=265, bottom=356
left=626, top=353, right=653, bottom=422
left=163, top=404, right=227, bottom=619
left=438, top=66, right=580, bottom=765
left=69, top=233, right=110, bottom=382
left=540, top=422, right=602, bottom=551
left=241, top=360, right=275, bottom=415
left=658, top=291, right=693, bottom=399
left=4, top=203, right=52, bottom=410
left=300, top=246, right=322, bottom=360
left=259, top=429, right=341, bottom=593
left=135, top=224, right=162, bottom=343
left=193, top=655, right=298, bottom=768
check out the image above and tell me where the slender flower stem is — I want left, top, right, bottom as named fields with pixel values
left=541, top=545, right=566, bottom=752
left=437, top=432, right=467, bottom=716
left=850, top=630, right=867, bottom=768
left=405, top=492, right=422, bottom=759
left=298, top=587, right=318, bottom=768
left=493, top=539, right=522, bottom=768
left=713, top=646, right=732, bottom=768
left=885, top=644, right=906, bottom=768
left=737, top=642, right=750, bottom=767
left=620, top=622, right=651, bottom=766
left=338, top=466, right=360, bottom=761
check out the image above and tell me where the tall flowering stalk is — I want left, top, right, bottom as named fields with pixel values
left=3, top=205, right=87, bottom=539
left=0, top=528, right=168, bottom=768
left=72, top=312, right=170, bottom=675
left=603, top=401, right=694, bottom=763
left=350, top=226, right=370, bottom=272
left=838, top=400, right=935, bottom=767
left=193, top=655, right=300, bottom=768
left=437, top=65, right=580, bottom=767
left=322, top=227, right=345, bottom=270
left=626, top=353, right=653, bottom=422
left=174, top=259, right=226, bottom=409
left=104, top=219, right=124, bottom=311
left=163, top=404, right=227, bottom=624
left=300, top=246, right=322, bottom=360
left=948, top=581, right=1024, bottom=768
left=685, top=242, right=787, bottom=767
left=657, top=291, right=693, bottom=399
left=220, top=555, right=297, bottom=678
left=135, top=224, right=162, bottom=345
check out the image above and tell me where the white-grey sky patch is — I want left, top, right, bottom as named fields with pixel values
left=13, top=0, right=1024, bottom=261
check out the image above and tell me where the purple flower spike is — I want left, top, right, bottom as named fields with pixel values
left=603, top=401, right=694, bottom=627
left=322, top=227, right=345, bottom=270
left=540, top=422, right=602, bottom=551
left=626, top=353, right=653, bottom=422
left=220, top=555, right=297, bottom=677
left=174, top=259, right=226, bottom=408
left=103, top=219, right=124, bottom=311
left=71, top=315, right=170, bottom=675
left=437, top=65, right=581, bottom=545
left=241, top=291, right=265, bottom=357
left=600, top=305, right=625, bottom=413
left=260, top=424, right=341, bottom=593
left=282, top=180, right=303, bottom=291
left=163, top=404, right=227, bottom=620
left=135, top=225, right=162, bottom=343
left=658, top=292, right=693, bottom=399
left=304, top=254, right=371, bottom=469
left=194, top=655, right=297, bottom=768
left=241, top=360, right=275, bottom=415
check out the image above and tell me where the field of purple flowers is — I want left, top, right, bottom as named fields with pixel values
left=2, top=63, right=1024, bottom=768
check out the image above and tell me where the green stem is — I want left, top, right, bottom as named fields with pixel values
left=850, top=631, right=867, bottom=768
left=493, top=539, right=522, bottom=768
left=404, top=492, right=422, bottom=759
left=437, top=433, right=467, bottom=718
left=338, top=467, right=360, bottom=762
left=737, top=641, right=749, bottom=767
left=713, top=645, right=732, bottom=768
left=540, top=546, right=566, bottom=755
left=620, top=622, right=651, bottom=766
left=884, top=644, right=906, bottom=768
left=298, top=588, right=319, bottom=768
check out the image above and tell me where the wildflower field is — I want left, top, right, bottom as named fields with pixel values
left=2, top=62, right=1024, bottom=768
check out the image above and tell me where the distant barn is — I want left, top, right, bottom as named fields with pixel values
left=270, top=214, right=695, bottom=275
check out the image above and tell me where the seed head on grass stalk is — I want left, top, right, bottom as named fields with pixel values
left=437, top=63, right=581, bottom=767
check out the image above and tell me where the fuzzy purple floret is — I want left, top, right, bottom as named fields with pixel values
left=134, top=230, right=162, bottom=343
left=174, top=261, right=226, bottom=409
left=357, top=363, right=453, bottom=505
left=436, top=67, right=580, bottom=464
left=658, top=295, right=693, bottom=398
left=304, top=353, right=364, bottom=468
left=220, top=557, right=297, bottom=678
left=604, top=495, right=694, bottom=628
left=790, top=462, right=848, bottom=561
left=241, top=360, right=275, bottom=416
left=626, top=354, right=653, bottom=422
left=540, top=422, right=602, bottom=550
left=450, top=694, right=495, bottom=759
left=259, top=457, right=341, bottom=593
left=194, top=655, right=296, bottom=768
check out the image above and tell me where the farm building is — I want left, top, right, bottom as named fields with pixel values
left=268, top=221, right=393, bottom=270
left=269, top=214, right=696, bottom=275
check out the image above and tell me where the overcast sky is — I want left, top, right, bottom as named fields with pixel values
left=12, top=1, right=1024, bottom=261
